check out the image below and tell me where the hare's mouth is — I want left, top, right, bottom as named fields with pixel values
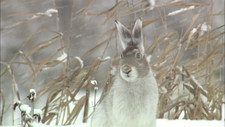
left=124, top=73, right=130, bottom=78
left=120, top=67, right=138, bottom=82
left=121, top=71, right=131, bottom=78
left=121, top=67, right=132, bottom=78
left=124, top=70, right=131, bottom=76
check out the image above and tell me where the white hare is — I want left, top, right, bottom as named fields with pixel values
left=91, top=19, right=158, bottom=127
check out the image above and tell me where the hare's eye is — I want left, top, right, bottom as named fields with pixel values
left=135, top=52, right=142, bottom=59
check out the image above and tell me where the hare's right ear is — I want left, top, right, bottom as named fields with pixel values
left=132, top=19, right=144, bottom=54
left=115, top=20, right=131, bottom=50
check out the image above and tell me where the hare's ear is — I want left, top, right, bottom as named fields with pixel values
left=115, top=20, right=132, bottom=50
left=132, top=19, right=144, bottom=53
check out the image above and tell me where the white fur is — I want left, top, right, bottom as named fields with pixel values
left=91, top=69, right=158, bottom=127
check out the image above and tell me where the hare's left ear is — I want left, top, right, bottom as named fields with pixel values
left=132, top=19, right=144, bottom=54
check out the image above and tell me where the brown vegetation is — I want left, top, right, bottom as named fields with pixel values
left=0, top=0, right=224, bottom=125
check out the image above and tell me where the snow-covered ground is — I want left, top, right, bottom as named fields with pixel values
left=2, top=119, right=223, bottom=127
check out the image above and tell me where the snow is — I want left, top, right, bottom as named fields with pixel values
left=98, top=56, right=111, bottom=61
left=90, top=80, right=97, bottom=85
left=31, top=8, right=58, bottom=19
left=222, top=96, right=225, bottom=120
left=164, top=37, right=169, bottom=40
left=75, top=123, right=90, bottom=127
left=75, top=56, right=84, bottom=68
left=20, top=104, right=31, bottom=114
left=28, top=89, right=37, bottom=101
left=59, top=32, right=63, bottom=36
left=19, top=50, right=23, bottom=54
left=94, top=86, right=99, bottom=91
left=170, top=0, right=181, bottom=4
left=34, top=109, right=42, bottom=115
left=7, top=65, right=12, bottom=74
left=28, top=122, right=50, bottom=127
left=191, top=28, right=197, bottom=34
left=168, top=6, right=195, bottom=16
left=201, top=22, right=208, bottom=32
left=91, top=80, right=98, bottom=90
left=45, top=9, right=58, bottom=17
left=30, top=89, right=36, bottom=97
left=200, top=22, right=211, bottom=36
left=21, top=122, right=90, bottom=127
left=149, top=0, right=155, bottom=10
left=16, top=100, right=21, bottom=105
left=103, top=56, right=111, bottom=60
left=6, top=119, right=223, bottom=127
left=157, top=119, right=223, bottom=127
left=57, top=52, right=67, bottom=63
left=41, top=66, right=50, bottom=71
left=30, top=89, right=36, bottom=93
left=147, top=55, right=152, bottom=63
left=31, top=15, right=39, bottom=19
left=178, top=111, right=185, bottom=119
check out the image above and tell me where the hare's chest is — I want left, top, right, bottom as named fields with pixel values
left=111, top=81, right=150, bottom=117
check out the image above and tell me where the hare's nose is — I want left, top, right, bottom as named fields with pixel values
left=122, top=65, right=132, bottom=74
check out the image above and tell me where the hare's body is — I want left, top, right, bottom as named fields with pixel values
left=92, top=71, right=158, bottom=127
left=91, top=19, right=158, bottom=127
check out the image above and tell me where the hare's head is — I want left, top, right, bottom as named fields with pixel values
left=115, top=19, right=150, bottom=82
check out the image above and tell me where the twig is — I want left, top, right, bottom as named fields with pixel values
left=83, top=82, right=92, bottom=123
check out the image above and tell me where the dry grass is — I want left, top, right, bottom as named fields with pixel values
left=0, top=0, right=224, bottom=125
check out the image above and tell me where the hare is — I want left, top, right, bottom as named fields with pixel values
left=91, top=19, right=158, bottom=127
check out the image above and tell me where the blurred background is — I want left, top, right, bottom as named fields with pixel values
left=1, top=0, right=224, bottom=125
